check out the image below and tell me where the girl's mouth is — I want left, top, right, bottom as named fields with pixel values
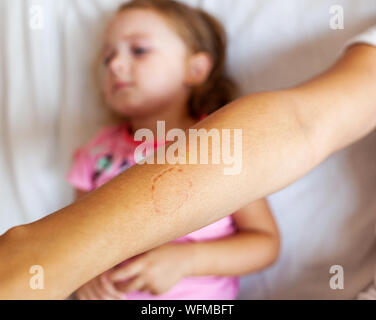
left=112, top=82, right=132, bottom=94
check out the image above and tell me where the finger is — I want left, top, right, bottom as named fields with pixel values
left=92, top=277, right=122, bottom=300
left=79, top=285, right=95, bottom=301
left=75, top=289, right=88, bottom=301
left=116, top=277, right=145, bottom=293
left=90, top=278, right=111, bottom=300
left=77, top=286, right=93, bottom=300
left=138, top=285, right=150, bottom=294
left=99, top=274, right=125, bottom=300
left=110, top=262, right=143, bottom=282
left=84, top=284, right=101, bottom=300
left=145, top=285, right=160, bottom=296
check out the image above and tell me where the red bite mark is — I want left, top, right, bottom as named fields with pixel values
left=151, top=168, right=192, bottom=215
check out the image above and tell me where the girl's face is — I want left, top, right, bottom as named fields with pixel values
left=102, top=9, right=191, bottom=117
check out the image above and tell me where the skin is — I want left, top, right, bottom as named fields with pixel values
left=74, top=9, right=279, bottom=300
left=150, top=168, right=193, bottom=215
left=102, top=8, right=204, bottom=134
left=0, top=41, right=375, bottom=299
left=75, top=196, right=279, bottom=299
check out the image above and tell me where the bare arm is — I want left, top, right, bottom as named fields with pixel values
left=110, top=197, right=279, bottom=291
left=0, top=45, right=375, bottom=299
left=107, top=198, right=279, bottom=296
left=188, top=198, right=280, bottom=277
left=75, top=189, right=88, bottom=201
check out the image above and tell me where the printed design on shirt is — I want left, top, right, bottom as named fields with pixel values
left=90, top=145, right=105, bottom=156
left=92, top=154, right=113, bottom=183
left=120, top=159, right=130, bottom=172
left=92, top=154, right=132, bottom=184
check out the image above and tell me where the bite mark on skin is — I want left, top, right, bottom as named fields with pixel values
left=151, top=168, right=192, bottom=215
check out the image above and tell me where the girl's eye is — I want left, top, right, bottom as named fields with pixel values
left=132, top=47, right=149, bottom=56
left=103, top=53, right=115, bottom=66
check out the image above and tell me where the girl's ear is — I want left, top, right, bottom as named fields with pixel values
left=185, top=52, right=213, bottom=86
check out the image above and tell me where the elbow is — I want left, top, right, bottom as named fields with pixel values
left=268, top=234, right=281, bottom=266
left=260, top=225, right=282, bottom=269
left=261, top=234, right=281, bottom=270
left=240, top=233, right=281, bottom=276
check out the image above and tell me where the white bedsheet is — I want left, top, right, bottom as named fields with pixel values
left=0, top=0, right=376, bottom=299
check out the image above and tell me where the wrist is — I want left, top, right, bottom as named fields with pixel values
left=179, top=242, right=198, bottom=277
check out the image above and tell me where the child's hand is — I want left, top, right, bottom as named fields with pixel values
left=109, top=243, right=194, bottom=296
left=75, top=271, right=125, bottom=300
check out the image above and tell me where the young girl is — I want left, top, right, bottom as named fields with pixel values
left=67, top=0, right=280, bottom=300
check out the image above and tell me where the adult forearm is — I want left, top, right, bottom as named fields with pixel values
left=292, top=45, right=376, bottom=157
left=0, top=90, right=315, bottom=299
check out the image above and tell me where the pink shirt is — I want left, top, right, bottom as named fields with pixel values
left=67, top=123, right=239, bottom=300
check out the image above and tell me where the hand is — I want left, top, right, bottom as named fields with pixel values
left=75, top=271, right=125, bottom=300
left=109, top=243, right=194, bottom=296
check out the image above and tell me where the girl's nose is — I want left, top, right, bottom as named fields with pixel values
left=109, top=52, right=130, bottom=77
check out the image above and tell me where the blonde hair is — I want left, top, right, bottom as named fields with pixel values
left=117, top=0, right=238, bottom=119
